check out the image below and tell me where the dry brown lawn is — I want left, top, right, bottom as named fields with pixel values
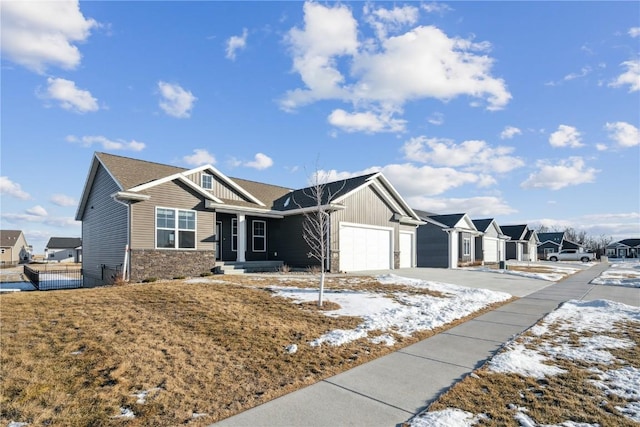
left=0, top=275, right=510, bottom=426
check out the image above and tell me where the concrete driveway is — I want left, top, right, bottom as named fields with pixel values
left=348, top=267, right=554, bottom=297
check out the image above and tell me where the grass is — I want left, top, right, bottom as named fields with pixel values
left=0, top=275, right=510, bottom=426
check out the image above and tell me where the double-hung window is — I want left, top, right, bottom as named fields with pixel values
left=201, top=174, right=213, bottom=190
left=231, top=218, right=237, bottom=252
left=156, top=207, right=196, bottom=249
left=463, top=237, right=471, bottom=256
left=253, top=220, right=266, bottom=252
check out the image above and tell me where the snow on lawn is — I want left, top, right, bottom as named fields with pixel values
left=591, top=260, right=640, bottom=288
left=409, top=299, right=640, bottom=426
left=269, top=274, right=512, bottom=347
left=465, top=262, right=586, bottom=282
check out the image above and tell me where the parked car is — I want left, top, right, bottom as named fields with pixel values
left=547, top=249, right=595, bottom=262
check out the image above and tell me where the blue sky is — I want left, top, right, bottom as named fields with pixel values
left=1, top=1, right=639, bottom=254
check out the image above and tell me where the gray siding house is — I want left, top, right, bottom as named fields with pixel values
left=537, top=232, right=581, bottom=260
left=606, top=239, right=640, bottom=258
left=44, top=237, right=82, bottom=263
left=414, top=211, right=480, bottom=269
left=501, top=225, right=539, bottom=262
left=472, top=219, right=509, bottom=265
left=76, top=152, right=422, bottom=285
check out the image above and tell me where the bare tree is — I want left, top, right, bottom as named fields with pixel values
left=295, top=169, right=344, bottom=307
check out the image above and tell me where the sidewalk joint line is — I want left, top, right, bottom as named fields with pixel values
left=321, top=380, right=415, bottom=415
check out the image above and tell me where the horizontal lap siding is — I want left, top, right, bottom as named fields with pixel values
left=130, top=180, right=214, bottom=250
left=184, top=171, right=245, bottom=201
left=81, top=165, right=128, bottom=284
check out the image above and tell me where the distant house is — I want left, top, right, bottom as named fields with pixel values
left=501, top=225, right=538, bottom=262
left=414, top=211, right=480, bottom=269
left=45, top=237, right=82, bottom=263
left=75, top=152, right=423, bottom=285
left=472, top=219, right=510, bottom=265
left=605, top=239, right=640, bottom=258
left=0, top=230, right=32, bottom=266
left=537, top=232, right=581, bottom=260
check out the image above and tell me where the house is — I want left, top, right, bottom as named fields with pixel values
left=75, top=152, right=423, bottom=285
left=537, top=232, right=581, bottom=260
left=471, top=219, right=510, bottom=265
left=414, top=211, right=480, bottom=269
left=44, top=237, right=82, bottom=263
left=501, top=225, right=539, bottom=262
left=0, top=230, right=32, bottom=266
left=605, top=239, right=640, bottom=258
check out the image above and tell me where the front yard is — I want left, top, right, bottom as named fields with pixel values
left=0, top=274, right=512, bottom=426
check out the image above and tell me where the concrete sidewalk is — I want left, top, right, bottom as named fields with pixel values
left=213, top=263, right=635, bottom=427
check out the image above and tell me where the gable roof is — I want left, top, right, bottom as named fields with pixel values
left=501, top=224, right=528, bottom=241
left=537, top=232, right=565, bottom=244
left=608, top=238, right=640, bottom=248
left=471, top=219, right=493, bottom=232
left=0, top=230, right=25, bottom=248
left=46, top=237, right=82, bottom=249
left=414, top=211, right=478, bottom=232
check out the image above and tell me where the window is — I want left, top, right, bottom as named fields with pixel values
left=231, top=218, right=237, bottom=252
left=201, top=174, right=213, bottom=189
left=0, top=249, right=4, bottom=254
left=253, top=220, right=266, bottom=252
left=156, top=207, right=196, bottom=249
left=463, top=238, right=471, bottom=256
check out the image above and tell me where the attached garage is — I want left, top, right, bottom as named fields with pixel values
left=339, top=223, right=392, bottom=272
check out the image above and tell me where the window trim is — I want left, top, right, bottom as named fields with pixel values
left=201, top=174, right=213, bottom=190
left=252, top=220, right=266, bottom=252
left=155, top=206, right=197, bottom=250
left=463, top=237, right=471, bottom=256
left=231, top=218, right=237, bottom=252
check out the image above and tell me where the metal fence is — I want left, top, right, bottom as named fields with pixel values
left=23, top=265, right=83, bottom=291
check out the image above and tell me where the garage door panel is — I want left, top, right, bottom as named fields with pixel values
left=340, top=224, right=392, bottom=272
left=484, top=238, right=498, bottom=263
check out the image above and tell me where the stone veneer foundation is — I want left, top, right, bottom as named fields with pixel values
left=129, top=249, right=215, bottom=282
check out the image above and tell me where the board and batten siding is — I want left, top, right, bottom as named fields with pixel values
left=184, top=171, right=245, bottom=202
left=81, top=164, right=128, bottom=285
left=130, top=180, right=215, bottom=250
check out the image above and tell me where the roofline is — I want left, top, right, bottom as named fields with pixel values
left=76, top=153, right=125, bottom=220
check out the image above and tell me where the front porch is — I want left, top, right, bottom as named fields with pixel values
left=214, top=260, right=283, bottom=275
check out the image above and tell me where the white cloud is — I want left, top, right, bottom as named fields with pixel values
left=609, top=59, right=640, bottom=92
left=0, top=0, right=97, bottom=73
left=564, top=66, right=591, bottom=81
left=244, top=153, right=274, bottom=170
left=549, top=125, right=583, bottom=148
left=66, top=135, right=145, bottom=151
left=280, top=2, right=511, bottom=133
left=328, top=109, right=406, bottom=133
left=521, top=157, right=599, bottom=190
left=50, top=194, right=77, bottom=207
left=0, top=176, right=30, bottom=200
left=605, top=121, right=639, bottom=147
left=407, top=195, right=517, bottom=216
left=158, top=81, right=197, bottom=118
left=401, top=136, right=524, bottom=173
left=1, top=212, right=78, bottom=228
left=629, top=27, right=640, bottom=38
left=500, top=126, right=522, bottom=139
left=421, top=3, right=453, bottom=14
left=596, top=143, right=608, bottom=151
left=183, top=149, right=216, bottom=166
left=26, top=205, right=47, bottom=217
left=226, top=28, right=248, bottom=60
left=529, top=212, right=640, bottom=242
left=42, top=77, right=99, bottom=113
left=427, top=112, right=444, bottom=125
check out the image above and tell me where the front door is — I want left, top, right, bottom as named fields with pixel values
left=216, top=221, right=222, bottom=260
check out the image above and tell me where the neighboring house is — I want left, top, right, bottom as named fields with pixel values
left=537, top=232, right=581, bottom=259
left=472, top=219, right=510, bottom=265
left=414, top=211, right=480, bottom=269
left=44, top=237, right=82, bottom=263
left=501, top=225, right=539, bottom=262
left=76, top=152, right=423, bottom=285
left=605, top=239, right=640, bottom=258
left=0, top=230, right=32, bottom=266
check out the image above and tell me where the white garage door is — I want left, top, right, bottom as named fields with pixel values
left=399, top=232, right=414, bottom=268
left=484, top=238, right=498, bottom=263
left=340, top=224, right=392, bottom=272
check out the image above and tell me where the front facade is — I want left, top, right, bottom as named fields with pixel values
left=605, top=239, right=640, bottom=258
left=472, top=219, right=509, bottom=265
left=414, top=212, right=480, bottom=269
left=0, top=230, right=31, bottom=266
left=76, top=153, right=422, bottom=285
left=45, top=237, right=82, bottom=263
left=502, top=225, right=538, bottom=262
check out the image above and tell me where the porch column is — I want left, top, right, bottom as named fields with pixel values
left=448, top=230, right=459, bottom=269
left=237, top=214, right=246, bottom=262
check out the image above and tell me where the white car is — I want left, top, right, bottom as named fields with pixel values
left=547, top=249, right=595, bottom=262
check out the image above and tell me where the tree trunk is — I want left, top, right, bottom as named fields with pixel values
left=318, top=270, right=325, bottom=307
